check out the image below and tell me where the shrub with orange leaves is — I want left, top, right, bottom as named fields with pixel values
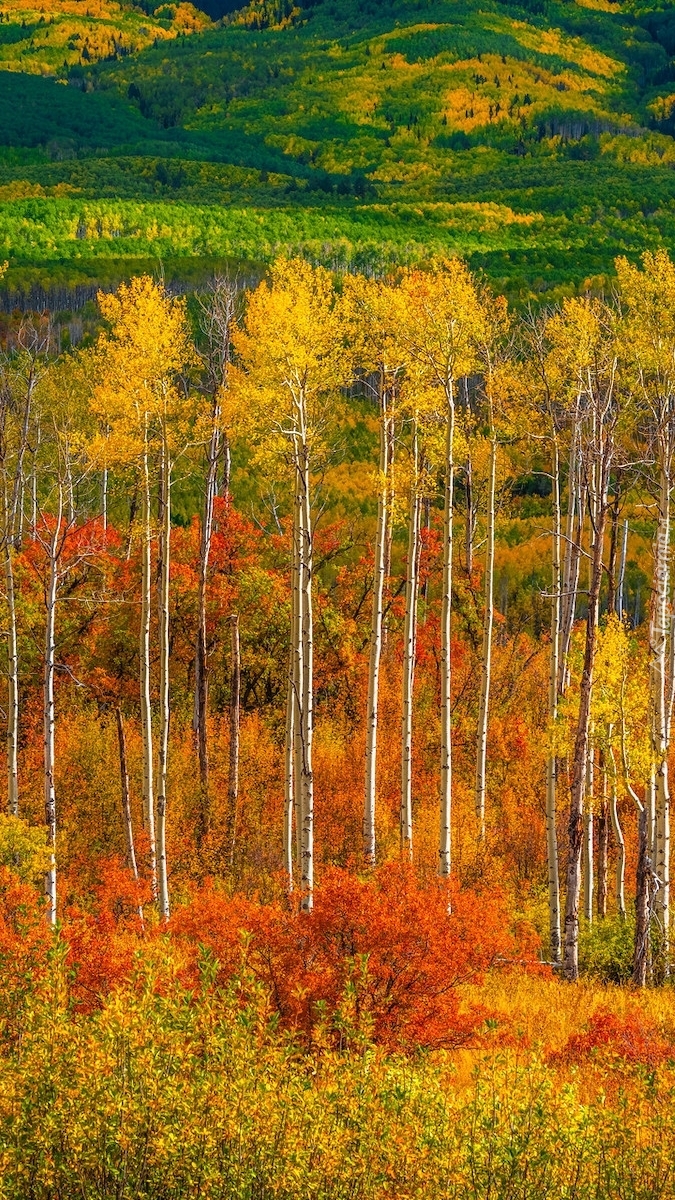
left=557, top=1008, right=675, bottom=1068
left=171, top=865, right=522, bottom=1049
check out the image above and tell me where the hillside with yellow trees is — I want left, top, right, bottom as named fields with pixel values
left=3, top=0, right=675, bottom=301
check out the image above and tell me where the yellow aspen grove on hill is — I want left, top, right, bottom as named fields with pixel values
left=229, top=257, right=352, bottom=910
left=91, top=276, right=196, bottom=919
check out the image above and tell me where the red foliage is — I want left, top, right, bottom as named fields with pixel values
left=61, top=856, right=149, bottom=1011
left=557, top=1008, right=675, bottom=1068
left=0, top=866, right=52, bottom=991
left=171, top=866, right=518, bottom=1049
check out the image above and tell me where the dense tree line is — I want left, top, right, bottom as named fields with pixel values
left=3, top=250, right=675, bottom=986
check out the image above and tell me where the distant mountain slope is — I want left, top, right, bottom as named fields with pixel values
left=2, top=0, right=675, bottom=302
left=0, top=0, right=211, bottom=73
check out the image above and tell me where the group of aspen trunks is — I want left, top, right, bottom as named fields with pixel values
left=3, top=256, right=675, bottom=993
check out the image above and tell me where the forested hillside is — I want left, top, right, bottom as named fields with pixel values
left=3, top=0, right=675, bottom=301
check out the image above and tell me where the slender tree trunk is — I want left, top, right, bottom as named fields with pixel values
left=115, top=706, right=139, bottom=882
left=283, top=628, right=295, bottom=893
left=400, top=428, right=420, bottom=861
left=606, top=489, right=620, bottom=616
left=227, top=613, right=240, bottom=866
left=139, top=438, right=157, bottom=900
left=597, top=747, right=608, bottom=920
left=5, top=547, right=18, bottom=817
left=559, top=422, right=582, bottom=696
left=156, top=438, right=171, bottom=922
left=439, top=383, right=455, bottom=879
left=563, top=486, right=607, bottom=982
left=298, top=434, right=314, bottom=911
left=43, top=497, right=61, bottom=927
left=364, top=374, right=391, bottom=865
left=651, top=464, right=671, bottom=974
left=292, top=461, right=304, bottom=882
left=609, top=741, right=626, bottom=918
left=617, top=518, right=628, bottom=618
left=475, top=421, right=497, bottom=842
left=546, top=437, right=561, bottom=961
left=465, top=454, right=474, bottom=577
left=4, top=375, right=34, bottom=816
left=634, top=806, right=653, bottom=987
left=194, top=389, right=221, bottom=836
left=284, top=485, right=302, bottom=893
left=583, top=737, right=594, bottom=923
left=102, top=466, right=108, bottom=532
left=382, top=415, right=395, bottom=655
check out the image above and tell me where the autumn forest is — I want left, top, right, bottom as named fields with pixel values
left=9, top=0, right=675, bottom=1192
left=0, top=242, right=674, bottom=1194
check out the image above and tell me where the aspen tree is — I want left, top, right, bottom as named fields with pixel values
left=227, top=612, right=240, bottom=864
left=32, top=351, right=102, bottom=925
left=92, top=277, right=195, bottom=912
left=547, top=298, right=619, bottom=982
left=229, top=258, right=351, bottom=910
left=523, top=309, right=578, bottom=964
left=0, top=318, right=51, bottom=817
left=396, top=261, right=487, bottom=877
left=400, top=420, right=421, bottom=861
left=473, top=302, right=512, bottom=843
left=616, top=251, right=675, bottom=975
left=342, top=276, right=405, bottom=866
left=115, top=706, right=143, bottom=927
left=194, top=278, right=236, bottom=834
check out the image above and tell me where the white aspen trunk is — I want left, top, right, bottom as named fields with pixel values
left=382, top=415, right=395, bottom=656
left=292, top=459, right=304, bottom=878
left=546, top=437, right=561, bottom=961
left=115, top=706, right=139, bottom=882
left=400, top=426, right=420, bottom=861
left=299, top=432, right=314, bottom=912
left=597, top=748, right=609, bottom=920
left=43, top=491, right=62, bottom=927
left=563, top=433, right=610, bottom=982
left=5, top=547, right=18, bottom=817
left=284, top=476, right=302, bottom=892
left=31, top=463, right=37, bottom=539
left=364, top=372, right=390, bottom=865
left=652, top=463, right=671, bottom=970
left=102, top=466, right=108, bottom=532
left=465, top=454, right=474, bottom=577
left=439, top=381, right=455, bottom=879
left=4, top=373, right=35, bottom=815
left=559, top=421, right=582, bottom=696
left=617, top=518, right=628, bottom=618
left=227, top=613, right=240, bottom=866
left=608, top=740, right=626, bottom=918
left=194, top=389, right=221, bottom=825
left=475, top=411, right=497, bottom=841
left=283, top=632, right=295, bottom=892
left=157, top=436, right=171, bottom=922
left=583, top=736, right=594, bottom=923
left=139, top=435, right=157, bottom=899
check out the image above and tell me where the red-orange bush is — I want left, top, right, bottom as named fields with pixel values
left=558, top=1008, right=675, bottom=1068
left=171, top=865, right=519, bottom=1048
